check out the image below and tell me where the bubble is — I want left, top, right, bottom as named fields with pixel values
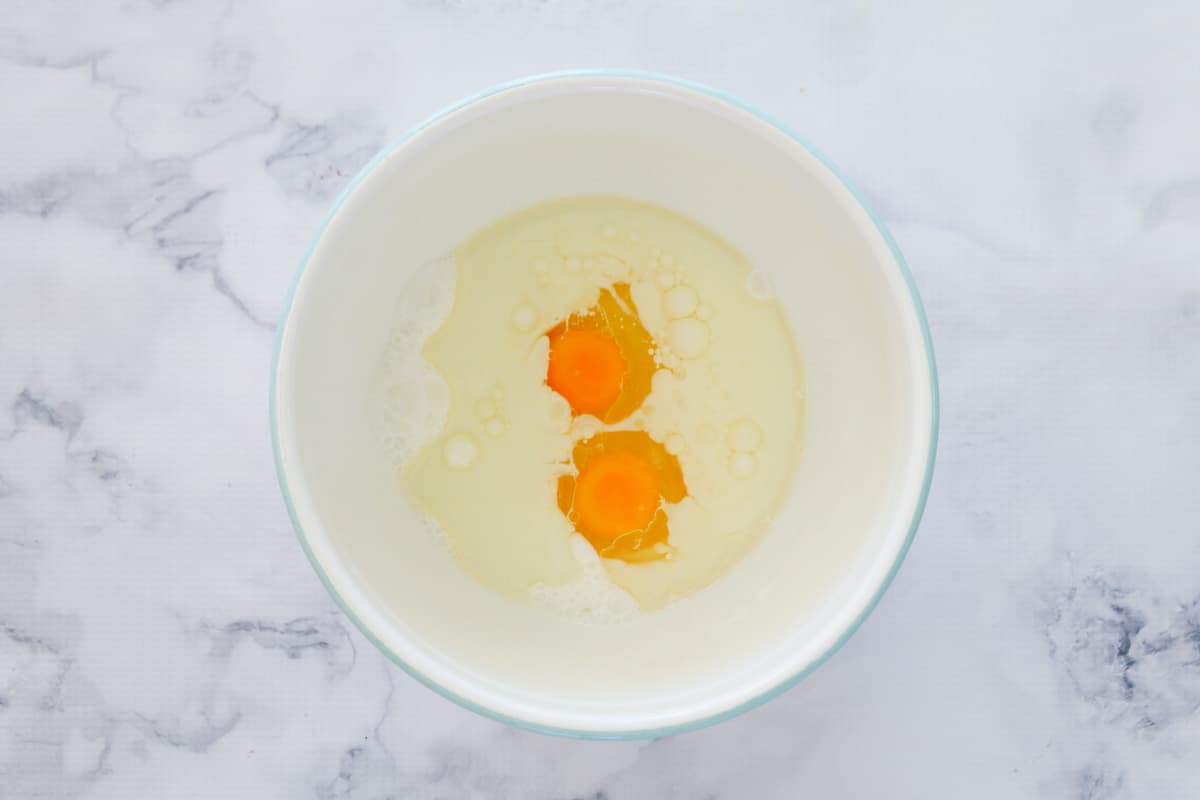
left=729, top=452, right=757, bottom=478
left=511, top=303, right=538, bottom=332
left=485, top=418, right=507, bottom=437
left=656, top=270, right=677, bottom=289
left=475, top=398, right=497, bottom=418
left=727, top=419, right=762, bottom=452
left=565, top=256, right=581, bottom=273
left=667, top=318, right=710, bottom=359
left=746, top=270, right=774, bottom=300
left=443, top=434, right=477, bottom=469
left=663, top=285, right=699, bottom=319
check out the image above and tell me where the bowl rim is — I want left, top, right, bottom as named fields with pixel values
left=270, top=68, right=940, bottom=740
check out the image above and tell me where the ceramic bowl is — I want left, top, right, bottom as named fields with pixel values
left=271, top=71, right=938, bottom=738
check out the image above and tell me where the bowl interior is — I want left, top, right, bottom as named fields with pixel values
left=274, top=74, right=934, bottom=735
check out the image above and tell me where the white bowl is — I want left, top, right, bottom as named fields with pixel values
left=271, top=71, right=938, bottom=738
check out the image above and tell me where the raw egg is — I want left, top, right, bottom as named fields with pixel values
left=394, top=197, right=805, bottom=613
left=545, top=283, right=656, bottom=423
left=556, top=430, right=687, bottom=563
left=543, top=285, right=687, bottom=563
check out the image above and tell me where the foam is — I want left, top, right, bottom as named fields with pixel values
left=373, top=254, right=456, bottom=469
left=527, top=534, right=641, bottom=624
left=372, top=254, right=457, bottom=554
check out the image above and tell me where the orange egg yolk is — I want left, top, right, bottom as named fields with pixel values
left=546, top=283, right=688, bottom=563
left=546, top=329, right=626, bottom=417
left=557, top=430, right=687, bottom=563
left=545, top=283, right=656, bottom=424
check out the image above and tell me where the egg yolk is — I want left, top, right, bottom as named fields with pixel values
left=546, top=329, right=626, bottom=417
left=545, top=283, right=656, bottom=424
left=573, top=450, right=659, bottom=542
left=547, top=283, right=688, bottom=563
left=557, top=430, right=687, bottom=563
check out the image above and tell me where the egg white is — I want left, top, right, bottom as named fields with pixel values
left=391, top=197, right=805, bottom=613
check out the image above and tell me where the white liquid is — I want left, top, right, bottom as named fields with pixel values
left=388, top=198, right=805, bottom=613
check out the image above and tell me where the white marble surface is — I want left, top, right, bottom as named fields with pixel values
left=2, top=1, right=1198, bottom=797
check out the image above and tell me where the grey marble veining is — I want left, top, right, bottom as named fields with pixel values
left=1, top=1, right=1198, bottom=797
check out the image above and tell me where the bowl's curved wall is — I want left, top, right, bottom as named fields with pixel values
left=273, top=73, right=936, bottom=737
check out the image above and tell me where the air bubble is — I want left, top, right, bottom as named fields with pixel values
left=485, top=418, right=507, bottom=437
left=727, top=419, right=762, bottom=452
left=746, top=270, right=774, bottom=300
left=729, top=452, right=757, bottom=478
left=565, top=256, right=581, bottom=273
left=664, top=285, right=699, bottom=319
left=443, top=434, right=477, bottom=469
left=656, top=271, right=677, bottom=289
left=667, top=318, right=710, bottom=359
left=511, top=303, right=538, bottom=332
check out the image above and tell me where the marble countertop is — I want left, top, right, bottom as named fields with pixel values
left=2, top=2, right=1198, bottom=797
